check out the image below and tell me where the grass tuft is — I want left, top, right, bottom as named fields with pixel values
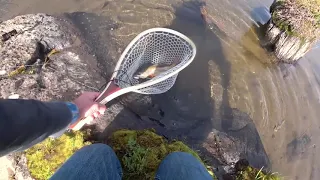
left=235, top=159, right=282, bottom=180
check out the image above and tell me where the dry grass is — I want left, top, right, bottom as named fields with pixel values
left=271, top=0, right=320, bottom=39
left=296, top=0, right=320, bottom=13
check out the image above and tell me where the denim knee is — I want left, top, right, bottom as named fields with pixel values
left=51, top=143, right=122, bottom=180
left=155, top=152, right=212, bottom=180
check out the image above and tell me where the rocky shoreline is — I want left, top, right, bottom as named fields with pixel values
left=0, top=13, right=271, bottom=179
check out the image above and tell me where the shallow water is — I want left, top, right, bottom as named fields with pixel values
left=2, top=0, right=320, bottom=179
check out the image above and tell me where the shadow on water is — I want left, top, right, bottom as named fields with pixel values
left=87, top=1, right=270, bottom=175
left=99, top=0, right=218, bottom=155
left=64, top=12, right=119, bottom=80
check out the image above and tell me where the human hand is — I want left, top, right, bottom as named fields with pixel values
left=71, top=92, right=106, bottom=129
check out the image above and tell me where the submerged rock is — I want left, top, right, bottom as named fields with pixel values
left=202, top=109, right=270, bottom=175
left=286, top=134, right=312, bottom=162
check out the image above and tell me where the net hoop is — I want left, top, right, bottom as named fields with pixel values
left=96, top=28, right=196, bottom=104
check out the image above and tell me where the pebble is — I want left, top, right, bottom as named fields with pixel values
left=0, top=70, right=6, bottom=75
left=8, top=94, right=19, bottom=99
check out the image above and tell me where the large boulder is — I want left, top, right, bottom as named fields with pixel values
left=0, top=13, right=104, bottom=100
left=263, top=0, right=320, bottom=63
left=0, top=13, right=106, bottom=180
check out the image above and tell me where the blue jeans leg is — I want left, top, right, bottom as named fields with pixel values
left=155, top=152, right=212, bottom=180
left=50, top=143, right=122, bottom=180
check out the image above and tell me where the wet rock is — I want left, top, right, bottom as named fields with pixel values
left=234, top=159, right=250, bottom=171
left=223, top=108, right=250, bottom=131
left=203, top=129, right=241, bottom=167
left=203, top=128, right=270, bottom=174
left=202, top=109, right=270, bottom=173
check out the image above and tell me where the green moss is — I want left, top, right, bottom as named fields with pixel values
left=25, top=131, right=91, bottom=180
left=109, top=129, right=214, bottom=180
left=122, top=138, right=149, bottom=176
left=22, top=129, right=284, bottom=180
left=167, top=141, right=201, bottom=160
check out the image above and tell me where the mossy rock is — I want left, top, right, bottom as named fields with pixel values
left=24, top=129, right=282, bottom=180
left=109, top=129, right=214, bottom=180
left=25, top=129, right=213, bottom=180
left=271, top=0, right=320, bottom=40
left=25, top=131, right=91, bottom=180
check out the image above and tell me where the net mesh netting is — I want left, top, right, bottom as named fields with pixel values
left=114, top=29, right=195, bottom=94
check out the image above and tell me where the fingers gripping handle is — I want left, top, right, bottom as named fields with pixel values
left=71, top=82, right=121, bottom=130
left=71, top=115, right=93, bottom=130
